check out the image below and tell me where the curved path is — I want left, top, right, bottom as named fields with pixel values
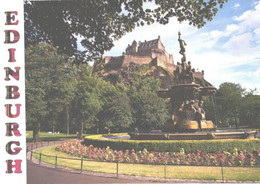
left=27, top=160, right=147, bottom=184
left=27, top=141, right=153, bottom=184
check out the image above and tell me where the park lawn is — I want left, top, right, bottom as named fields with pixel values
left=33, top=145, right=260, bottom=181
left=26, top=131, right=84, bottom=142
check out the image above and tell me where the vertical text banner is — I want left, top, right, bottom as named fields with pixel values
left=0, top=0, right=26, bottom=184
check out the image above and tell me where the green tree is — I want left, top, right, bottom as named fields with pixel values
left=129, top=77, right=169, bottom=130
left=240, top=93, right=260, bottom=127
left=99, top=90, right=133, bottom=132
left=25, top=44, right=74, bottom=141
left=215, top=82, right=245, bottom=128
left=25, top=0, right=228, bottom=62
left=132, top=75, right=161, bottom=92
left=71, top=76, right=103, bottom=138
left=56, top=63, right=93, bottom=135
left=54, top=79, right=77, bottom=135
left=130, top=90, right=169, bottom=130
left=26, top=84, right=47, bottom=142
left=202, top=95, right=218, bottom=125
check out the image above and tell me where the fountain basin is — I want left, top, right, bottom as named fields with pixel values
left=129, top=129, right=257, bottom=140
left=176, top=120, right=214, bottom=130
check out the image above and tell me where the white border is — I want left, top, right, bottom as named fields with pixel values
left=0, top=1, right=26, bottom=184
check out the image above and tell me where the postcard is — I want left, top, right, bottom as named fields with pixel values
left=1, top=1, right=259, bottom=184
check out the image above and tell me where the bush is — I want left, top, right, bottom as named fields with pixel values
left=84, top=134, right=260, bottom=153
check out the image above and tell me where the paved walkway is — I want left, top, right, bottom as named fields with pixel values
left=27, top=141, right=154, bottom=184
left=27, top=160, right=147, bottom=184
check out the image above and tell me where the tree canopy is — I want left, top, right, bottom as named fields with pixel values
left=25, top=44, right=74, bottom=141
left=215, top=82, right=245, bottom=128
left=239, top=92, right=260, bottom=127
left=24, top=0, right=228, bottom=63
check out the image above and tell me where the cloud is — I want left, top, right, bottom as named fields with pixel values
left=225, top=24, right=239, bottom=34
left=189, top=52, right=260, bottom=92
left=223, top=33, right=253, bottom=54
left=234, top=10, right=252, bottom=21
left=233, top=2, right=260, bottom=33
left=233, top=3, right=240, bottom=9
left=253, top=27, right=260, bottom=43
left=206, top=1, right=260, bottom=56
left=180, top=2, right=260, bottom=92
left=256, top=67, right=260, bottom=77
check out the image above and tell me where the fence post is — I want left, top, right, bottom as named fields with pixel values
left=221, top=164, right=224, bottom=182
left=39, top=153, right=42, bottom=165
left=30, top=151, right=33, bottom=161
left=31, top=144, right=33, bottom=151
left=55, top=155, right=58, bottom=168
left=116, top=161, right=119, bottom=178
left=80, top=156, right=83, bottom=174
left=164, top=165, right=166, bottom=180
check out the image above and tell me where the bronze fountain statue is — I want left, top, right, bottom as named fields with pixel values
left=158, top=32, right=216, bottom=132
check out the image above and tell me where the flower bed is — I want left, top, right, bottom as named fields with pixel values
left=56, top=140, right=260, bottom=167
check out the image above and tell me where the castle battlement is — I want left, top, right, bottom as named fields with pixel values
left=104, top=36, right=174, bottom=71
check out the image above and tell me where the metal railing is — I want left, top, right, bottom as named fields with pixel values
left=29, top=150, right=120, bottom=176
left=27, top=140, right=67, bottom=152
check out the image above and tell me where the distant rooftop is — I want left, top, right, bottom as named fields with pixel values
left=139, top=38, right=159, bottom=48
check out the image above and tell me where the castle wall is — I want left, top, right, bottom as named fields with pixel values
left=156, top=60, right=174, bottom=72
left=104, top=55, right=152, bottom=69
left=128, top=48, right=153, bottom=57
left=157, top=40, right=165, bottom=50
left=104, top=56, right=124, bottom=70
left=151, top=48, right=174, bottom=70
left=105, top=37, right=175, bottom=72
left=121, top=55, right=151, bottom=67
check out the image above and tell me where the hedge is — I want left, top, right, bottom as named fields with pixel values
left=83, top=134, right=260, bottom=153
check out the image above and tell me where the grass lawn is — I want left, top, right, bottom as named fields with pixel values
left=33, top=145, right=260, bottom=181
left=26, top=131, right=84, bottom=142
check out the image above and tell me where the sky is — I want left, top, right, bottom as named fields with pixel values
left=104, top=0, right=260, bottom=94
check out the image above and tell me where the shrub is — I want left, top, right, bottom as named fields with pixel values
left=84, top=134, right=260, bottom=153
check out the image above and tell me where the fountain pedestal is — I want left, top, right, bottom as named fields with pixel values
left=177, top=120, right=214, bottom=130
left=158, top=83, right=217, bottom=132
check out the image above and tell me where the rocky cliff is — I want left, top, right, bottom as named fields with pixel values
left=93, top=59, right=175, bottom=89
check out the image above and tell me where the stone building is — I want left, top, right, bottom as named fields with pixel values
left=104, top=36, right=175, bottom=71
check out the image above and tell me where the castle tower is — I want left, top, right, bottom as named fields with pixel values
left=132, top=40, right=138, bottom=53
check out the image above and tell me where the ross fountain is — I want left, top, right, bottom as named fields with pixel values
left=129, top=32, right=257, bottom=140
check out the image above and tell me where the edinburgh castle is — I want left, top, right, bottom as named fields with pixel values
left=93, top=36, right=176, bottom=88
left=93, top=35, right=210, bottom=89
left=104, top=36, right=175, bottom=71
